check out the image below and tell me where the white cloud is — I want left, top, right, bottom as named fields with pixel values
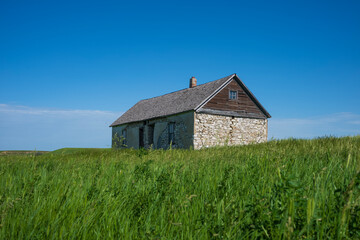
left=269, top=112, right=360, bottom=139
left=0, top=104, right=123, bottom=151
left=0, top=104, right=117, bottom=116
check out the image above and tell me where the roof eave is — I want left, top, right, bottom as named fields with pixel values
left=110, top=109, right=195, bottom=127
left=233, top=74, right=271, bottom=118
left=194, top=73, right=236, bottom=111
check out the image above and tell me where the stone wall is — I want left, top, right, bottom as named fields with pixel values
left=113, top=111, right=268, bottom=150
left=193, top=113, right=267, bottom=149
left=112, top=111, right=194, bottom=149
left=147, top=111, right=194, bottom=149
left=112, top=122, right=143, bottom=148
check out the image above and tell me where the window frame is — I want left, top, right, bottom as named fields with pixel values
left=168, top=122, right=175, bottom=145
left=122, top=129, right=127, bottom=146
left=148, top=124, right=155, bottom=146
left=229, top=90, right=238, bottom=100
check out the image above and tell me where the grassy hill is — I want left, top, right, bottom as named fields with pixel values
left=1, top=136, right=359, bottom=239
left=0, top=150, right=49, bottom=156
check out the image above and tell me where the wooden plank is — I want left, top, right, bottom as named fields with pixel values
left=203, top=79, right=265, bottom=117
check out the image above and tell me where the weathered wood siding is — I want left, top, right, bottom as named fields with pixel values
left=203, top=79, right=265, bottom=118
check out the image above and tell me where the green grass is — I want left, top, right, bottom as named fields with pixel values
left=50, top=148, right=110, bottom=155
left=0, top=150, right=49, bottom=156
left=1, top=136, right=359, bottom=239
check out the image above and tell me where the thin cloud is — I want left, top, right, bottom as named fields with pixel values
left=0, top=104, right=118, bottom=116
left=269, top=112, right=360, bottom=139
left=0, top=104, right=123, bottom=150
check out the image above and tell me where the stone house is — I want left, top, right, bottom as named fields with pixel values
left=110, top=74, right=271, bottom=149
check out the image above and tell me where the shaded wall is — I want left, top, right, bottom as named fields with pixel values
left=112, top=111, right=194, bottom=149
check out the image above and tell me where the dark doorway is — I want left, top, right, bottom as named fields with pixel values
left=139, top=127, right=144, bottom=148
left=148, top=124, right=154, bottom=146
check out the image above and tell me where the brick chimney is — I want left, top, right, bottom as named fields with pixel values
left=189, top=76, right=197, bottom=88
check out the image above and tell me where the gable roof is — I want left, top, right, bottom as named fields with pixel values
left=110, top=74, right=270, bottom=127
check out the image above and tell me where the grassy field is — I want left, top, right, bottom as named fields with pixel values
left=0, top=150, right=49, bottom=156
left=0, top=137, right=359, bottom=239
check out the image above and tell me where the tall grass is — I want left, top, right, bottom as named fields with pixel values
left=1, top=136, right=359, bottom=239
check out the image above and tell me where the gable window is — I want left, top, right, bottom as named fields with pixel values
left=122, top=129, right=127, bottom=146
left=229, top=90, right=237, bottom=100
left=168, top=122, right=175, bottom=144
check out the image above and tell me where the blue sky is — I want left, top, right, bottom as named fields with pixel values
left=1, top=0, right=359, bottom=150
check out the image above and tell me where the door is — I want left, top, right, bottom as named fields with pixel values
left=139, top=127, right=144, bottom=148
left=148, top=124, right=154, bottom=147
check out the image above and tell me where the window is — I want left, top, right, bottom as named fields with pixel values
left=148, top=124, right=154, bottom=146
left=168, top=122, right=175, bottom=144
left=229, top=90, right=237, bottom=100
left=122, top=129, right=127, bottom=146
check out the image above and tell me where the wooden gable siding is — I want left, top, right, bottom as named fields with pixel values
left=202, top=79, right=265, bottom=117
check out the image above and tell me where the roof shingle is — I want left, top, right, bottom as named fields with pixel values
left=110, top=74, right=234, bottom=126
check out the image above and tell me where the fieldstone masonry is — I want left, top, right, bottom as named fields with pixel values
left=112, top=111, right=194, bottom=149
left=194, top=113, right=267, bottom=149
left=113, top=112, right=268, bottom=149
left=155, top=120, right=189, bottom=149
